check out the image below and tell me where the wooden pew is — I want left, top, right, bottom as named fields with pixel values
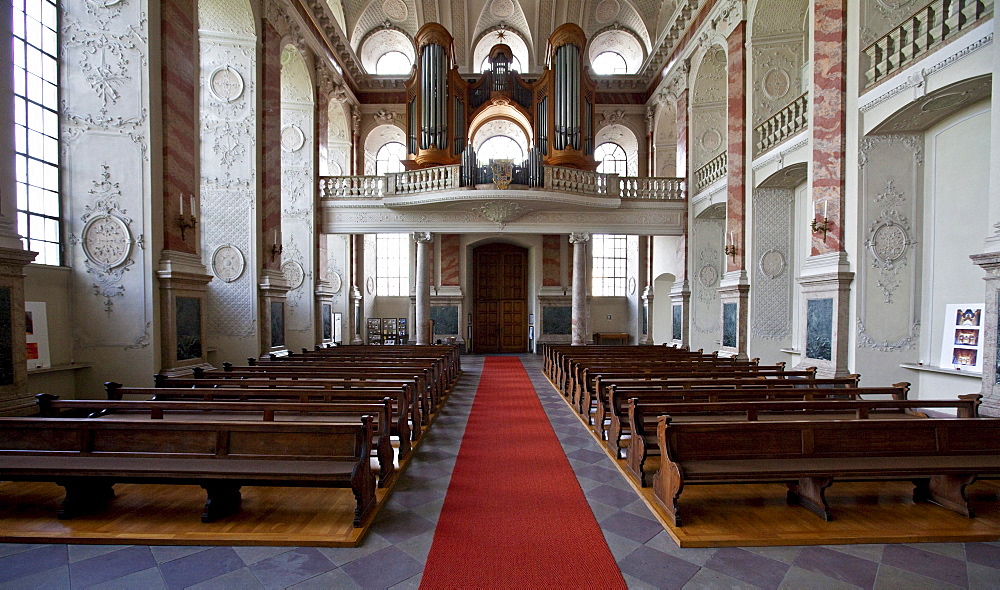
left=108, top=383, right=414, bottom=456
left=35, top=394, right=399, bottom=487
left=652, top=415, right=1000, bottom=526
left=0, top=416, right=377, bottom=526
left=597, top=376, right=869, bottom=444
left=625, top=393, right=981, bottom=486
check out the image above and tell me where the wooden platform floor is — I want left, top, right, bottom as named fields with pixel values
left=553, top=379, right=1000, bottom=548
left=0, top=413, right=438, bottom=548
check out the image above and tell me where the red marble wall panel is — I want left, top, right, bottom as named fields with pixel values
left=812, top=0, right=847, bottom=256
left=440, top=234, right=460, bottom=286
left=542, top=234, right=562, bottom=286
left=675, top=89, right=688, bottom=179
left=261, top=20, right=283, bottom=271
left=726, top=23, right=747, bottom=273
left=161, top=0, right=197, bottom=255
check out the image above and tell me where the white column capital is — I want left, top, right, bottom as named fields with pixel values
left=568, top=232, right=591, bottom=244
left=412, top=231, right=434, bottom=243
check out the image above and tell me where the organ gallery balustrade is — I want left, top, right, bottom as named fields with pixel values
left=754, top=93, right=809, bottom=156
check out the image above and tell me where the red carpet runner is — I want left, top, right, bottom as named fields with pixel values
left=420, top=357, right=626, bottom=588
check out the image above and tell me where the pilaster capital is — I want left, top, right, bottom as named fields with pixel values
left=568, top=232, right=591, bottom=244
left=412, top=231, right=434, bottom=243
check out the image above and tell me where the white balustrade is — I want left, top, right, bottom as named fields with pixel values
left=619, top=176, right=686, bottom=200
left=319, top=176, right=383, bottom=199
left=755, top=93, right=809, bottom=156
left=863, top=0, right=992, bottom=88
left=544, top=166, right=617, bottom=196
left=385, top=164, right=461, bottom=195
left=694, top=152, right=728, bottom=193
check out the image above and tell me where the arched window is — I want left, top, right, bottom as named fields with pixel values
left=476, top=135, right=524, bottom=164
left=375, top=51, right=412, bottom=75
left=591, top=51, right=628, bottom=75
left=375, top=142, right=406, bottom=176
left=595, top=142, right=627, bottom=176
left=481, top=55, right=522, bottom=73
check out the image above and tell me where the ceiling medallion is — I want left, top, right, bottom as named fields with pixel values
left=920, top=92, right=970, bottom=112
left=476, top=200, right=529, bottom=229
left=382, top=0, right=408, bottom=22
left=491, top=0, right=515, bottom=18
left=595, top=0, right=621, bottom=24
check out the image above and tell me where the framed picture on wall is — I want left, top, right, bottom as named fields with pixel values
left=940, top=303, right=984, bottom=372
left=24, top=301, right=50, bottom=370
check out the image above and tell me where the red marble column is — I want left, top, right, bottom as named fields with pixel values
left=726, top=23, right=747, bottom=273
left=675, top=89, right=689, bottom=178
left=812, top=0, right=847, bottom=256
left=542, top=234, right=562, bottom=287
left=161, top=0, right=198, bottom=255
left=439, top=234, right=460, bottom=286
left=261, top=20, right=282, bottom=271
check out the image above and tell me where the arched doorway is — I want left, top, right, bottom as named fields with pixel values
left=473, top=243, right=528, bottom=353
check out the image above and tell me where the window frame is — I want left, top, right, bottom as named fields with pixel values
left=476, top=135, right=525, bottom=165
left=375, top=141, right=407, bottom=176
left=375, top=50, right=412, bottom=76
left=375, top=233, right=410, bottom=297
left=595, top=142, right=627, bottom=177
left=13, top=0, right=62, bottom=266
left=591, top=234, right=627, bottom=297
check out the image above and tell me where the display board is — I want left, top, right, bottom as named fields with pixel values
left=939, top=303, right=984, bottom=372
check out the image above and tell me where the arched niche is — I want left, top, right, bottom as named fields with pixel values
left=654, top=101, right=677, bottom=177
left=468, top=102, right=534, bottom=152
left=358, top=28, right=415, bottom=75
left=690, top=44, right=728, bottom=176
left=749, top=0, right=809, bottom=129
left=472, top=28, right=531, bottom=73
left=652, top=271, right=676, bottom=344
left=364, top=124, right=406, bottom=175
left=595, top=123, right=639, bottom=177
left=588, top=28, right=645, bottom=75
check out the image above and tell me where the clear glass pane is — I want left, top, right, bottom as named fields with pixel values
left=16, top=183, right=27, bottom=210
left=375, top=51, right=411, bottom=76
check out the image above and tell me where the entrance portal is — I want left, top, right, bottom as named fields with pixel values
left=472, top=243, right=528, bottom=353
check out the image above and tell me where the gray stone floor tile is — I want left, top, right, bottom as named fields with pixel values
left=619, top=545, right=702, bottom=588
left=286, top=569, right=361, bottom=590
left=874, top=564, right=964, bottom=590
left=706, top=548, right=791, bottom=590
left=967, top=561, right=1000, bottom=590
left=908, top=542, right=967, bottom=560
left=389, top=572, right=422, bottom=589
left=148, top=545, right=211, bottom=565
left=644, top=531, right=718, bottom=566
left=0, top=564, right=70, bottom=590
left=778, top=565, right=859, bottom=590
left=88, top=566, right=167, bottom=590
left=588, top=498, right=624, bottom=522
left=623, top=572, right=662, bottom=590
left=0, top=546, right=67, bottom=585
left=792, top=546, right=878, bottom=588
left=395, top=530, right=435, bottom=564
left=247, top=547, right=336, bottom=590
left=0, top=545, right=47, bottom=560
left=825, top=544, right=885, bottom=564
left=233, top=546, right=292, bottom=566
left=157, top=546, right=244, bottom=590
left=602, top=530, right=643, bottom=562
left=882, top=544, right=969, bottom=587
left=967, top=542, right=1000, bottom=570
left=68, top=546, right=156, bottom=589
left=187, top=567, right=264, bottom=590
left=66, top=545, right=123, bottom=564
left=682, top=567, right=757, bottom=590
left=744, top=546, right=802, bottom=565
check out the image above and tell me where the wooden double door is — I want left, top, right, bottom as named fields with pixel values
left=473, top=244, right=528, bottom=353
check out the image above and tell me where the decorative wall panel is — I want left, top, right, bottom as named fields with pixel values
left=63, top=0, right=153, bottom=357
left=751, top=188, right=793, bottom=340
left=200, top=18, right=257, bottom=357
left=691, top=218, right=723, bottom=339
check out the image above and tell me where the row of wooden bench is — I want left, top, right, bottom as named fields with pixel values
left=542, top=344, right=1000, bottom=526
left=0, top=344, right=461, bottom=527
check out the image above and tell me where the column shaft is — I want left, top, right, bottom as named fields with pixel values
left=414, top=232, right=433, bottom=345
left=570, top=233, right=590, bottom=345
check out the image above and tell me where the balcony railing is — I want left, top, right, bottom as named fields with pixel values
left=319, top=175, right=382, bottom=199
left=544, top=166, right=619, bottom=197
left=694, top=152, right=727, bottom=193
left=319, top=167, right=686, bottom=202
left=385, top=165, right=461, bottom=195
left=863, top=0, right=993, bottom=88
left=619, top=176, right=686, bottom=200
left=755, top=93, right=808, bottom=156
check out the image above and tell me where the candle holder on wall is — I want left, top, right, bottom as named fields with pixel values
left=270, top=243, right=283, bottom=262
left=176, top=194, right=198, bottom=241
left=811, top=216, right=829, bottom=240
left=723, top=244, right=738, bottom=263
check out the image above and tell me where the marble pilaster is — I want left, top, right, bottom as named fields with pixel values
left=718, top=271, right=749, bottom=359
left=258, top=269, right=290, bottom=357
left=161, top=0, right=199, bottom=256
left=155, top=251, right=213, bottom=375
left=349, top=234, right=364, bottom=345
left=542, top=234, right=562, bottom=287
left=261, top=18, right=283, bottom=272
left=811, top=0, right=848, bottom=256
left=795, top=269, right=854, bottom=377
left=439, top=234, right=460, bottom=286
left=725, top=22, right=747, bottom=274
left=670, top=280, right=692, bottom=348
left=569, top=233, right=590, bottom=345
left=970, top=252, right=1000, bottom=416
left=414, top=232, right=433, bottom=345
left=640, top=236, right=653, bottom=345
left=675, top=89, right=689, bottom=180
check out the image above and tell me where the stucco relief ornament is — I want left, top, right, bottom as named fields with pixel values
left=211, top=244, right=246, bottom=283
left=864, top=180, right=914, bottom=304
left=759, top=249, right=786, bottom=279
left=595, top=0, right=621, bottom=23
left=374, top=109, right=396, bottom=123
left=209, top=66, right=244, bottom=103
left=382, top=0, right=408, bottom=21
left=281, top=125, right=306, bottom=152
left=281, top=260, right=306, bottom=290
left=73, top=164, right=141, bottom=316
left=477, top=200, right=527, bottom=229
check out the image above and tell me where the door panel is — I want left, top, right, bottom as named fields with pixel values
left=473, top=244, right=527, bottom=353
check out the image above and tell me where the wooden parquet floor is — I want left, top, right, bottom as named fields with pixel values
left=551, top=377, right=1000, bottom=548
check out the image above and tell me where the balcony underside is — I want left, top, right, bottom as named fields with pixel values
left=320, top=189, right=686, bottom=235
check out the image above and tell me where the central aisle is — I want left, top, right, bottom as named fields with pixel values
left=420, top=356, right=626, bottom=588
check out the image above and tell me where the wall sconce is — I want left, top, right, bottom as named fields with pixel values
left=177, top=194, right=197, bottom=241
left=270, top=229, right=283, bottom=262
left=812, top=200, right=829, bottom=240
left=724, top=231, right=738, bottom=263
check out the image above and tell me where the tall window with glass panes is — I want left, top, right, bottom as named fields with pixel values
left=591, top=234, right=627, bottom=296
left=12, top=0, right=60, bottom=265
left=376, top=233, right=409, bottom=297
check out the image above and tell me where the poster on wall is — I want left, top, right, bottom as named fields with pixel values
left=939, top=303, right=984, bottom=372
left=25, top=301, right=50, bottom=370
